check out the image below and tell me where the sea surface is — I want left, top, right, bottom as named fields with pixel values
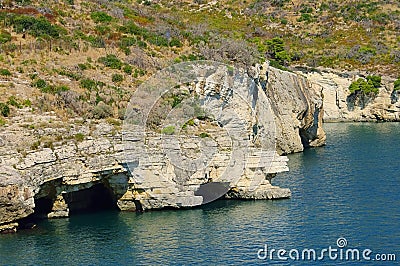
left=0, top=123, right=399, bottom=265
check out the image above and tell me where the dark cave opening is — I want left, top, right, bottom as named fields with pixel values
left=17, top=196, right=54, bottom=230
left=34, top=197, right=54, bottom=217
left=63, top=183, right=119, bottom=214
left=18, top=182, right=119, bottom=230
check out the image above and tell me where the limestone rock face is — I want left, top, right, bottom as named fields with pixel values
left=0, top=63, right=326, bottom=231
left=261, top=66, right=326, bottom=154
left=0, top=167, right=34, bottom=232
left=300, top=68, right=400, bottom=122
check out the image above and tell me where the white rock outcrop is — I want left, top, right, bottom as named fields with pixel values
left=0, top=64, right=326, bottom=232
left=299, top=67, right=400, bottom=122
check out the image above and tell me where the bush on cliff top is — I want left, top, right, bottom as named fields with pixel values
left=349, top=75, right=381, bottom=95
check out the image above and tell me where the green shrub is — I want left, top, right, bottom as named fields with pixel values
left=297, top=13, right=313, bottom=23
left=366, top=75, right=381, bottom=89
left=0, top=68, right=11, bottom=76
left=0, top=31, right=11, bottom=44
left=0, top=103, right=10, bottom=117
left=90, top=11, right=112, bottom=23
left=170, top=94, right=183, bottom=108
left=7, top=96, right=21, bottom=108
left=112, top=73, right=124, bottom=83
left=118, top=21, right=148, bottom=36
left=169, top=38, right=183, bottom=47
left=182, top=119, right=195, bottom=129
left=95, top=25, right=110, bottom=34
left=358, top=46, right=376, bottom=56
left=147, top=35, right=169, bottom=47
left=23, top=99, right=32, bottom=107
left=133, top=68, right=146, bottom=78
left=349, top=78, right=379, bottom=95
left=56, top=85, right=70, bottom=93
left=120, top=36, right=137, bottom=47
left=199, top=132, right=210, bottom=138
left=265, top=37, right=290, bottom=66
left=123, top=64, right=133, bottom=75
left=56, top=69, right=82, bottom=80
left=15, top=0, right=32, bottom=5
left=394, top=78, right=400, bottom=91
left=32, top=78, right=69, bottom=94
left=40, top=85, right=70, bottom=94
left=74, top=133, right=85, bottom=142
left=12, top=15, right=65, bottom=38
left=32, top=79, right=47, bottom=88
left=137, top=40, right=147, bottom=48
left=121, top=46, right=131, bottom=55
left=80, top=78, right=97, bottom=90
left=85, top=35, right=106, bottom=48
left=98, top=54, right=123, bottom=69
left=77, top=63, right=87, bottom=70
left=161, top=125, right=175, bottom=135
left=0, top=118, right=5, bottom=126
left=269, top=59, right=289, bottom=71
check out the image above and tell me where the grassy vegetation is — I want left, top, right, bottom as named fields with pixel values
left=0, top=31, right=11, bottom=43
left=199, top=132, right=210, bottom=138
left=74, top=133, right=85, bottom=142
left=0, top=0, right=399, bottom=124
left=161, top=125, right=175, bottom=135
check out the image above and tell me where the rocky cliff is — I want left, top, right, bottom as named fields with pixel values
left=0, top=63, right=325, bottom=233
left=298, top=67, right=400, bottom=122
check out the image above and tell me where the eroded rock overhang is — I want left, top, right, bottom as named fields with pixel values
left=0, top=62, right=326, bottom=232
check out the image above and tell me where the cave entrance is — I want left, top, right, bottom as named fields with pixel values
left=64, top=183, right=119, bottom=214
left=34, top=197, right=54, bottom=217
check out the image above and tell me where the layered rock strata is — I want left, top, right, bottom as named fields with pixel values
left=298, top=67, right=400, bottom=122
left=0, top=64, right=325, bottom=232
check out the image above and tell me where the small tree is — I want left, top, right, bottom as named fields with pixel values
left=349, top=78, right=379, bottom=95
left=265, top=37, right=291, bottom=66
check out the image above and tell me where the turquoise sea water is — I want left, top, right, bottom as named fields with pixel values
left=0, top=123, right=399, bottom=265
